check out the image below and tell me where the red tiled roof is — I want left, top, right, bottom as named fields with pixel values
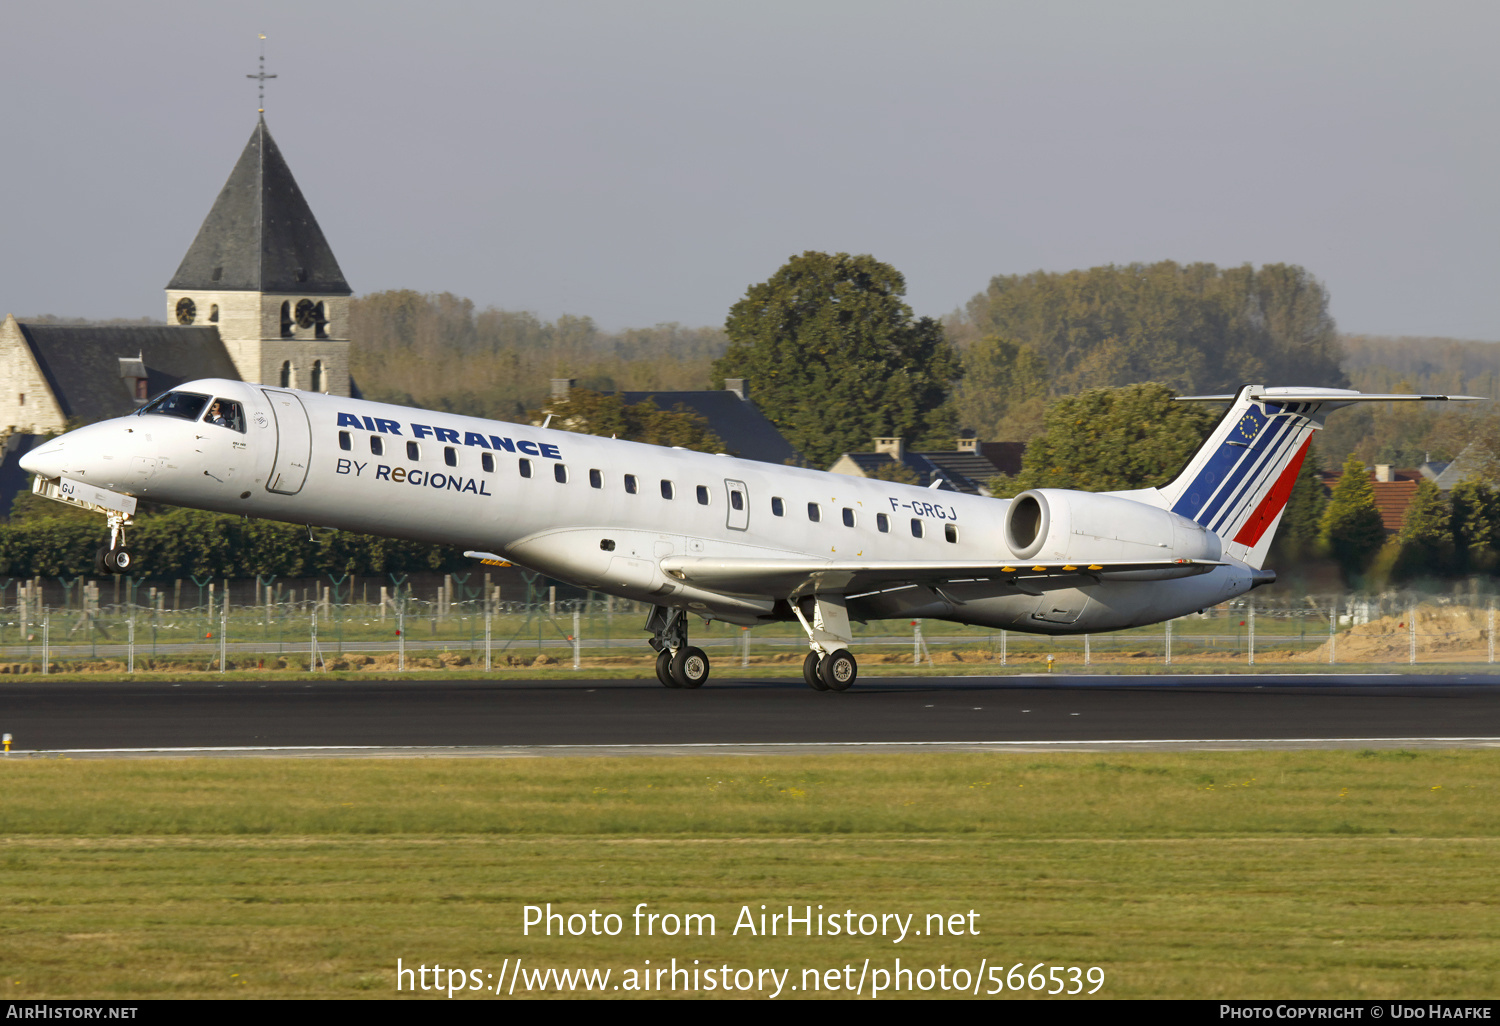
left=1371, top=481, right=1419, bottom=532
left=1319, top=472, right=1419, bottom=532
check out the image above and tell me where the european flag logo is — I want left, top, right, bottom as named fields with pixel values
left=1235, top=409, right=1264, bottom=443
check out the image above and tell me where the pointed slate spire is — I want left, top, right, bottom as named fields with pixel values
left=168, top=118, right=351, bottom=295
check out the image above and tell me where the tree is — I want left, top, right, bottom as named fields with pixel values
left=529, top=388, right=725, bottom=454
left=1268, top=441, right=1328, bottom=562
left=1449, top=479, right=1500, bottom=575
left=1392, top=480, right=1453, bottom=581
left=348, top=290, right=729, bottom=423
left=962, top=261, right=1347, bottom=396
left=991, top=383, right=1218, bottom=494
left=868, top=460, right=922, bottom=486
left=952, top=336, right=1049, bottom=442
left=712, top=252, right=961, bottom=467
left=1318, top=456, right=1387, bottom=585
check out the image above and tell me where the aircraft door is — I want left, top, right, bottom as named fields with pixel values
left=725, top=479, right=749, bottom=531
left=261, top=389, right=312, bottom=495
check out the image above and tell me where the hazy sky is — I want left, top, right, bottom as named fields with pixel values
left=3, top=1, right=1496, bottom=338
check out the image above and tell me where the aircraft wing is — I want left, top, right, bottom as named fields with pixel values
left=658, top=555, right=1227, bottom=598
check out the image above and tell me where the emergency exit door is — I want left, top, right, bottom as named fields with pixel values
left=262, top=389, right=312, bottom=495
left=725, top=479, right=749, bottom=530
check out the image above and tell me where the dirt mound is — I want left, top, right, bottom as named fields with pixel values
left=1295, top=603, right=1492, bottom=663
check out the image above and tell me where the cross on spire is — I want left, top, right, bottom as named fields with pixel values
left=246, top=34, right=277, bottom=114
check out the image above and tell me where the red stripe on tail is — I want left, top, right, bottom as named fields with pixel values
left=1232, top=437, right=1311, bottom=547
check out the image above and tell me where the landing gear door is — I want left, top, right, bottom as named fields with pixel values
left=1031, top=589, right=1089, bottom=625
left=725, top=479, right=749, bottom=531
left=261, top=389, right=312, bottom=495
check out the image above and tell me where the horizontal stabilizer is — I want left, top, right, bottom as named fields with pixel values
left=1160, top=384, right=1489, bottom=571
left=1177, top=388, right=1486, bottom=404
left=659, top=555, right=1225, bottom=598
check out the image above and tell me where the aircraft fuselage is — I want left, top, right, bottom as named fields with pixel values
left=20, top=379, right=1253, bottom=636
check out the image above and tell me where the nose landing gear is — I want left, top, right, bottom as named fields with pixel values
left=645, top=605, right=710, bottom=689
left=94, top=546, right=134, bottom=574
left=95, top=512, right=134, bottom=576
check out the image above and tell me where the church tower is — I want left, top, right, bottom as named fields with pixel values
left=164, top=117, right=352, bottom=396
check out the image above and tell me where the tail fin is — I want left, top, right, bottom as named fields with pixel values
left=1157, top=385, right=1483, bottom=569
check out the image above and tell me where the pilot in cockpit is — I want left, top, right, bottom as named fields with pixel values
left=205, top=399, right=245, bottom=433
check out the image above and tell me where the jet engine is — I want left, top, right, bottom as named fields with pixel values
left=1004, top=488, right=1221, bottom=568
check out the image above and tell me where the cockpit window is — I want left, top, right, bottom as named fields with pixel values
left=203, top=398, right=246, bottom=433
left=138, top=391, right=209, bottom=421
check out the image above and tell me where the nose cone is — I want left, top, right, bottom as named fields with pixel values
left=19, top=439, right=65, bottom=479
left=19, top=421, right=130, bottom=483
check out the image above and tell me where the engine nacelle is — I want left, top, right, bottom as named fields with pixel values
left=1004, top=488, right=1221, bottom=567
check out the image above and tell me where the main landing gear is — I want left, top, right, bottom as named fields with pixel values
left=646, top=605, right=710, bottom=689
left=802, top=648, right=857, bottom=692
left=793, top=593, right=859, bottom=691
left=94, top=512, right=135, bottom=575
left=645, top=595, right=862, bottom=692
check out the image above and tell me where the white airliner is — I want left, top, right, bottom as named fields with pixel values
left=19, top=381, right=1478, bottom=690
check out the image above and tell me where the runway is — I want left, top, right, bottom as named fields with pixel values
left=3, top=673, right=1500, bottom=755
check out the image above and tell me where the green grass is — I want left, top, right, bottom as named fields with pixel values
left=2, top=752, right=1497, bottom=998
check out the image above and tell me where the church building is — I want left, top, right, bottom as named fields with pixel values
left=0, top=115, right=353, bottom=440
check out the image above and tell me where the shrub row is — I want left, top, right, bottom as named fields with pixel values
left=0, top=509, right=467, bottom=580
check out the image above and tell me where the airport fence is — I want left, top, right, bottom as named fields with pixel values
left=0, top=574, right=1496, bottom=674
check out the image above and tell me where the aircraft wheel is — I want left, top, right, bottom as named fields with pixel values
left=105, top=548, right=133, bottom=573
left=803, top=651, right=828, bottom=691
left=655, top=649, right=678, bottom=688
left=94, top=545, right=111, bottom=576
left=819, top=649, right=857, bottom=692
left=671, top=646, right=710, bottom=689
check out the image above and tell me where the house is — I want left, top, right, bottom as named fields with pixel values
left=547, top=377, right=801, bottom=466
left=1318, top=464, right=1420, bottom=533
left=1428, top=443, right=1494, bottom=494
left=828, top=433, right=1023, bottom=494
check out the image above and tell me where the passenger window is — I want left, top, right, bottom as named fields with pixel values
left=554, top=464, right=568, bottom=483
left=661, top=480, right=674, bottom=499
left=772, top=497, right=784, bottom=517
left=911, top=518, right=923, bottom=538
left=842, top=508, right=855, bottom=527
left=589, top=469, right=603, bottom=489
left=370, top=436, right=384, bottom=457
left=406, top=441, right=420, bottom=461
left=696, top=485, right=710, bottom=505
left=481, top=451, right=494, bottom=472
left=730, top=491, right=744, bottom=511
left=877, top=513, right=889, bottom=533
left=204, top=398, right=246, bottom=433
left=945, top=524, right=958, bottom=543
left=625, top=474, right=638, bottom=494
left=443, top=447, right=457, bottom=467
left=519, top=458, right=532, bottom=478
left=807, top=503, right=821, bottom=523
left=338, top=431, right=351, bottom=451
